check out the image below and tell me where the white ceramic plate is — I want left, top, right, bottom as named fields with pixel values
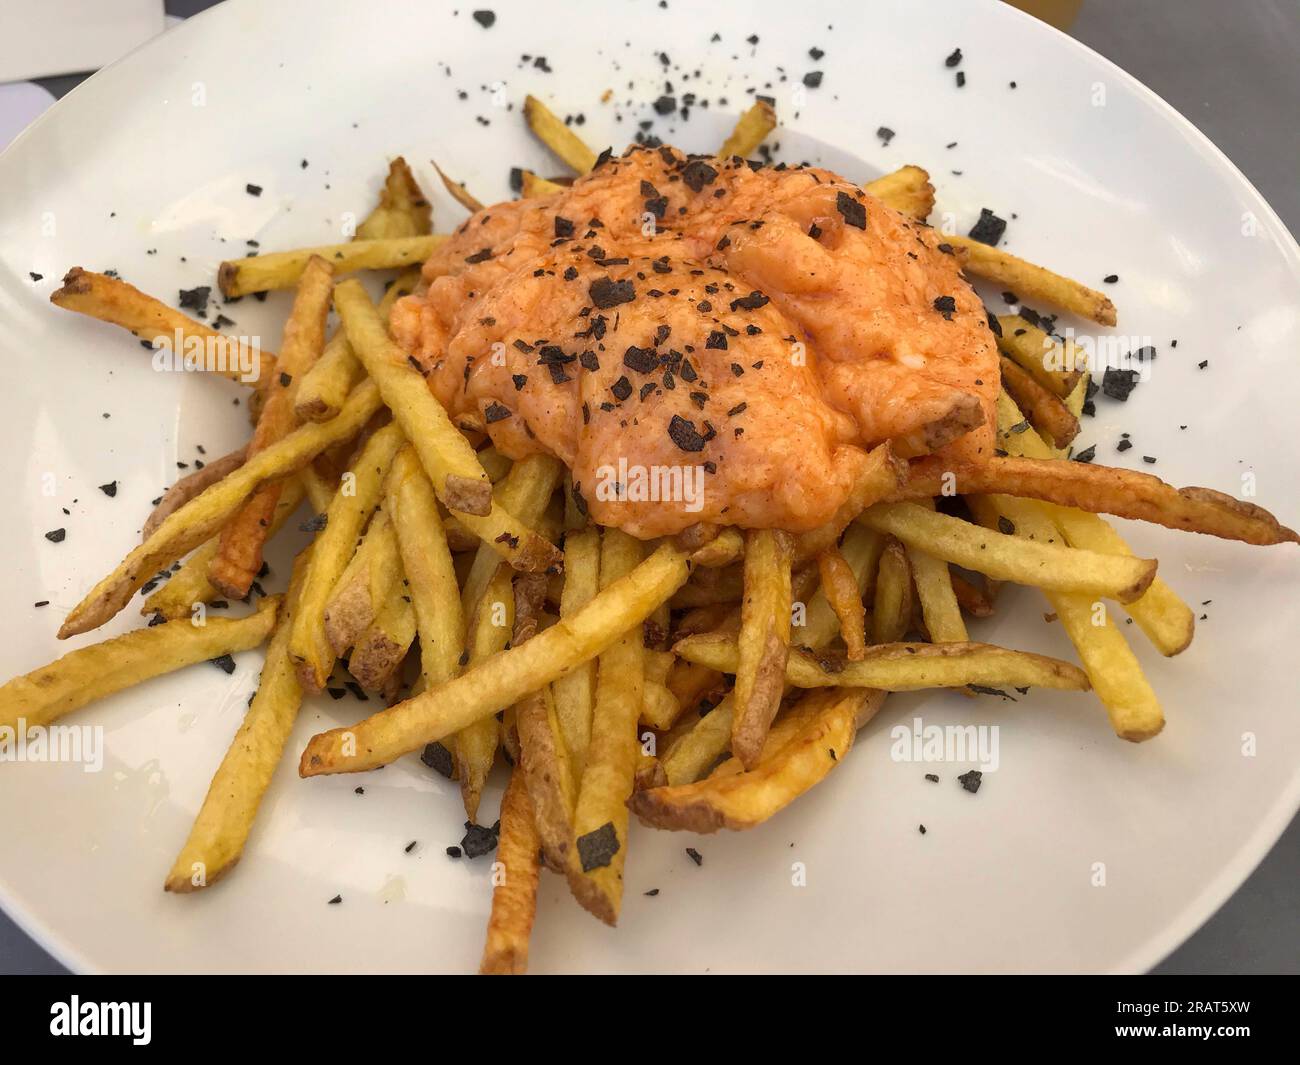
left=1, top=0, right=1297, bottom=974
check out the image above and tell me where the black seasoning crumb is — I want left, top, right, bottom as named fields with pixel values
left=1101, top=366, right=1139, bottom=401
left=34, top=600, right=49, bottom=608
left=464, top=247, right=493, bottom=264
left=1103, top=274, right=1119, bottom=284
left=685, top=847, right=703, bottom=866
left=210, top=654, right=236, bottom=674
left=472, top=9, right=495, bottom=28
left=1142, top=455, right=1157, bottom=464
left=877, top=126, right=895, bottom=145
left=945, top=47, right=963, bottom=67
left=681, top=159, right=718, bottom=192
left=644, top=888, right=660, bottom=897
left=968, top=208, right=1007, bottom=246
left=919, top=825, right=927, bottom=835
left=327, top=895, right=342, bottom=905
left=997, top=516, right=1015, bottom=535
left=1073, top=445, right=1097, bottom=463
left=178, top=285, right=210, bottom=313
left=577, top=822, right=620, bottom=871
left=925, top=773, right=939, bottom=783
left=958, top=770, right=983, bottom=793
left=245, top=183, right=262, bottom=197
left=933, top=295, right=957, bottom=320
left=956, top=71, right=966, bottom=88
left=1117, top=438, right=1133, bottom=452
left=29, top=272, right=43, bottom=282
left=623, top=345, right=658, bottom=373
left=1198, top=360, right=1209, bottom=369
left=706, top=330, right=728, bottom=350
left=484, top=401, right=512, bottom=423
left=589, top=276, right=635, bottom=308
left=611, top=376, right=633, bottom=401
left=802, top=71, right=823, bottom=88
left=45, top=528, right=66, bottom=543
left=98, top=481, right=117, bottom=497
left=653, top=95, right=677, bottom=115
left=835, top=190, right=866, bottom=229
left=446, top=846, right=463, bottom=858
left=729, top=290, right=769, bottom=311
left=461, top=822, right=499, bottom=859
left=668, top=414, right=706, bottom=452
left=554, top=215, right=575, bottom=238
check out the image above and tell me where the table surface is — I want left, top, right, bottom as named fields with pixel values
left=1, top=0, right=1296, bottom=975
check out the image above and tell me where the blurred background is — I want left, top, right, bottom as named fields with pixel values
left=1, top=0, right=1296, bottom=975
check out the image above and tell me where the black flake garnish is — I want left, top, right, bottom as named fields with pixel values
left=1073, top=445, right=1097, bottom=464
left=968, top=208, right=1007, bottom=246
left=45, top=528, right=66, bottom=543
left=933, top=295, right=957, bottom=320
left=464, top=247, right=493, bottom=264
left=611, top=376, right=633, bottom=401
left=472, top=9, right=495, bottom=28
left=681, top=160, right=718, bottom=192
left=421, top=742, right=454, bottom=778
left=576, top=822, right=620, bottom=871
left=484, top=401, right=512, bottom=423
left=245, top=183, right=262, bottom=197
left=802, top=71, right=823, bottom=88
left=461, top=821, right=499, bottom=859
left=589, top=277, right=635, bottom=308
left=178, top=286, right=210, bottom=313
left=210, top=654, right=236, bottom=674
left=957, top=770, right=983, bottom=793
left=729, top=290, right=769, bottom=312
left=668, top=414, right=706, bottom=452
left=706, top=330, right=727, bottom=350
left=98, top=481, right=118, bottom=497
left=623, top=346, right=658, bottom=373
left=685, top=847, right=703, bottom=866
left=554, top=216, right=575, bottom=238
left=835, top=190, right=866, bottom=229
left=945, top=48, right=963, bottom=67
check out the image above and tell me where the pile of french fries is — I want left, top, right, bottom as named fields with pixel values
left=3, top=98, right=1295, bottom=975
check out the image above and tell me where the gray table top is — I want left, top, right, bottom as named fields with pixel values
left=2, top=0, right=1296, bottom=974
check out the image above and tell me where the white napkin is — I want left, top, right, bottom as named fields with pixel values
left=0, top=0, right=165, bottom=83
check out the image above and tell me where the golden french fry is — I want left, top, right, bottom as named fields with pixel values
left=994, top=392, right=1195, bottom=656
left=520, top=170, right=566, bottom=198
left=630, top=688, right=872, bottom=832
left=872, top=537, right=913, bottom=644
left=718, top=100, right=777, bottom=158
left=996, top=315, right=1083, bottom=397
left=433, top=160, right=485, bottom=213
left=793, top=443, right=906, bottom=559
left=58, top=382, right=383, bottom=638
left=946, top=234, right=1117, bottom=326
left=999, top=355, right=1079, bottom=451
left=348, top=589, right=416, bottom=693
left=478, top=766, right=541, bottom=975
left=143, top=479, right=306, bottom=620
left=731, top=529, right=794, bottom=769
left=2, top=596, right=280, bottom=732
left=674, top=633, right=1090, bottom=694
left=323, top=509, right=402, bottom=655
left=143, top=446, right=248, bottom=541
left=568, top=529, right=644, bottom=925
left=50, top=268, right=277, bottom=390
left=523, top=94, right=598, bottom=173
left=903, top=501, right=968, bottom=644
left=210, top=255, right=334, bottom=598
left=817, top=547, right=867, bottom=660
left=355, top=157, right=432, bottom=240
left=455, top=563, right=514, bottom=821
left=895, top=456, right=1298, bottom=547
left=289, top=422, right=405, bottom=691
left=552, top=527, right=600, bottom=778
left=165, top=551, right=312, bottom=892
left=333, top=280, right=560, bottom=571
left=860, top=501, right=1158, bottom=603
left=299, top=544, right=689, bottom=776
left=218, top=235, right=445, bottom=298
left=865, top=165, right=935, bottom=220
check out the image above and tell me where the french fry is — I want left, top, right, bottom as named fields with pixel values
left=816, top=548, right=868, bottom=657
left=997, top=315, right=1083, bottom=397
left=552, top=527, right=600, bottom=778
left=974, top=493, right=1163, bottom=741
left=295, top=268, right=422, bottom=424
left=58, top=381, right=383, bottom=638
left=433, top=160, right=486, bottom=213
left=630, top=688, right=872, bottom=832
left=945, top=234, right=1118, bottom=326
left=143, top=445, right=248, bottom=541
left=385, top=446, right=465, bottom=686
left=999, top=355, right=1079, bottom=450
left=455, top=563, right=514, bottom=821
left=865, top=165, right=935, bottom=221
left=478, top=766, right=541, bottom=975
left=904, top=502, right=968, bottom=644
left=299, top=544, right=690, bottom=775
left=994, top=392, right=1195, bottom=655
left=50, top=268, right=276, bottom=390
left=523, top=94, right=598, bottom=173
left=895, top=456, right=1299, bottom=547
left=520, top=170, right=566, bottom=198
left=951, top=571, right=997, bottom=617
left=289, top=422, right=405, bottom=691
left=164, top=551, right=312, bottom=892
left=690, top=527, right=745, bottom=568
left=718, top=99, right=777, bottom=158
left=143, top=479, right=306, bottom=620
left=1, top=596, right=280, bottom=731
left=731, top=529, right=794, bottom=769
left=348, top=589, right=416, bottom=693
left=355, top=157, right=432, bottom=240
left=333, top=280, right=560, bottom=571
left=210, top=255, right=334, bottom=598
left=673, top=634, right=1090, bottom=693
left=218, top=235, right=445, bottom=298
left=568, top=529, right=644, bottom=924
left=872, top=537, right=913, bottom=644
left=323, top=509, right=402, bottom=655
left=860, top=501, right=1158, bottom=603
